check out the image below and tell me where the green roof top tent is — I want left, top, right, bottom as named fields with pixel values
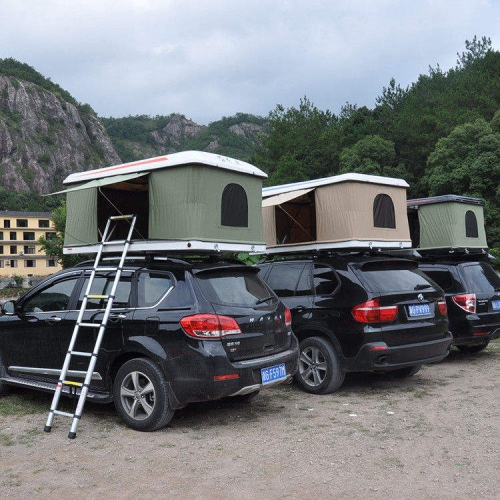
left=262, top=173, right=412, bottom=254
left=55, top=151, right=267, bottom=255
left=407, top=195, right=488, bottom=252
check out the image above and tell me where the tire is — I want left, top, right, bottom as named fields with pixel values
left=457, top=340, right=490, bottom=354
left=391, top=364, right=422, bottom=379
left=294, top=336, right=345, bottom=394
left=113, top=358, right=174, bottom=432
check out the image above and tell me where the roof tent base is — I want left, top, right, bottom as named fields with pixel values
left=260, top=240, right=412, bottom=255
left=64, top=240, right=266, bottom=255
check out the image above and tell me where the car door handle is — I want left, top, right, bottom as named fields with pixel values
left=110, top=313, right=127, bottom=320
left=45, top=315, right=62, bottom=323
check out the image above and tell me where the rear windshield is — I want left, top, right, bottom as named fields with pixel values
left=461, top=263, right=500, bottom=294
left=354, top=267, right=435, bottom=294
left=196, top=270, right=277, bottom=307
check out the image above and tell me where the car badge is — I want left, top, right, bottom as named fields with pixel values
left=417, top=293, right=424, bottom=302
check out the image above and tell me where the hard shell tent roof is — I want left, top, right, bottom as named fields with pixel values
left=55, top=151, right=268, bottom=254
left=262, top=173, right=412, bottom=253
left=407, top=195, right=488, bottom=251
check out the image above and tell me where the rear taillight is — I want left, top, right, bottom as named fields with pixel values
left=438, top=299, right=448, bottom=316
left=352, top=299, right=398, bottom=323
left=284, top=307, right=292, bottom=327
left=452, top=293, right=476, bottom=313
left=180, top=314, right=242, bottom=339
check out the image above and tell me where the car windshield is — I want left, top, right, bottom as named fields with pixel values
left=355, top=268, right=434, bottom=293
left=461, top=263, right=500, bottom=294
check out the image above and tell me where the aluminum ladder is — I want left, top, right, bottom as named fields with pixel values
left=44, top=214, right=137, bottom=439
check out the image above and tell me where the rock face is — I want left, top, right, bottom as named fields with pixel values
left=0, top=75, right=120, bottom=194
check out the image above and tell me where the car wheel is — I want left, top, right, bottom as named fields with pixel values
left=294, top=336, right=345, bottom=394
left=113, top=358, right=174, bottom=432
left=391, top=364, right=422, bottom=378
left=457, top=340, right=490, bottom=354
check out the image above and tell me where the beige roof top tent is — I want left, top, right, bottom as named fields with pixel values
left=407, top=195, right=488, bottom=254
left=262, top=173, right=412, bottom=254
left=54, top=151, right=267, bottom=254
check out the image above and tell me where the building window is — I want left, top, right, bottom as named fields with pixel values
left=0, top=260, right=3, bottom=268
left=465, top=210, right=479, bottom=238
left=47, top=259, right=58, bottom=267
left=16, top=219, right=28, bottom=228
left=23, top=232, right=35, bottom=241
left=24, top=245, right=36, bottom=254
left=373, top=194, right=396, bottom=229
left=0, top=245, right=3, bottom=254
left=221, top=183, right=248, bottom=227
left=45, top=232, right=57, bottom=240
left=10, top=245, right=17, bottom=254
left=39, top=219, right=50, bottom=228
left=0, top=231, right=3, bottom=240
left=9, top=260, right=18, bottom=268
left=24, top=260, right=36, bottom=268
left=10, top=231, right=17, bottom=240
left=4, top=220, right=10, bottom=228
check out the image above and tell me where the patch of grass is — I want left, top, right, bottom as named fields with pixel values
left=0, top=391, right=49, bottom=416
left=17, top=426, right=42, bottom=445
left=0, top=432, right=15, bottom=446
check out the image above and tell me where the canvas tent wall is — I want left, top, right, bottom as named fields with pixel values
left=407, top=195, right=487, bottom=251
left=262, top=173, right=412, bottom=253
left=54, top=151, right=267, bottom=254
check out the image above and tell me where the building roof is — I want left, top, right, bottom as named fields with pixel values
left=0, top=211, right=51, bottom=217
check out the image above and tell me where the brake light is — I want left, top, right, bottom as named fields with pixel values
left=352, top=299, right=398, bottom=323
left=452, top=294, right=476, bottom=313
left=284, top=307, right=292, bottom=327
left=438, top=299, right=448, bottom=316
left=180, top=314, right=242, bottom=339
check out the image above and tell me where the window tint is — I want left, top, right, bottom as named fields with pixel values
left=265, top=263, right=305, bottom=297
left=461, top=263, right=500, bottom=294
left=357, top=268, right=433, bottom=293
left=465, top=210, right=479, bottom=238
left=421, top=268, right=455, bottom=292
left=373, top=194, right=396, bottom=228
left=77, top=274, right=132, bottom=309
left=197, top=270, right=275, bottom=306
left=221, top=183, right=248, bottom=227
left=23, top=277, right=80, bottom=312
left=313, top=264, right=339, bottom=295
left=296, top=264, right=312, bottom=295
left=137, top=271, right=174, bottom=307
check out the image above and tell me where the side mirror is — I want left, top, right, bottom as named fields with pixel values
left=1, top=300, right=16, bottom=315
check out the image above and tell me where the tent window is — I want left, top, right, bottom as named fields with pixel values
left=221, top=183, right=248, bottom=227
left=373, top=194, right=396, bottom=228
left=465, top=210, right=478, bottom=238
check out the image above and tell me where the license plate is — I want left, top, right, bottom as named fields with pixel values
left=408, top=303, right=431, bottom=316
left=492, top=300, right=500, bottom=311
left=261, top=363, right=286, bottom=385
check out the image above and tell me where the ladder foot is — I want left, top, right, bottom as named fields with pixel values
left=68, top=432, right=77, bottom=439
left=44, top=425, right=51, bottom=433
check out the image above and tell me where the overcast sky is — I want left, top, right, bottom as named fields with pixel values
left=2, top=0, right=499, bottom=125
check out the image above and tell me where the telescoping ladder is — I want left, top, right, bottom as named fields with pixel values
left=44, top=214, right=137, bottom=439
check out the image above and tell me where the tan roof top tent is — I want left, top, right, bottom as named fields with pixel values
left=262, top=173, right=412, bottom=254
left=53, top=151, right=268, bottom=254
left=407, top=195, right=488, bottom=253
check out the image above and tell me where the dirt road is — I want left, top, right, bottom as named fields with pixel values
left=1, top=344, right=498, bottom=499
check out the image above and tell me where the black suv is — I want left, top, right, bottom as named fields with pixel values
left=416, top=257, right=500, bottom=353
left=258, top=254, right=452, bottom=394
left=0, top=256, right=298, bottom=431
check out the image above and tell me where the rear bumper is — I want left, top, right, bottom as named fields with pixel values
left=452, top=324, right=500, bottom=346
left=343, top=332, right=453, bottom=372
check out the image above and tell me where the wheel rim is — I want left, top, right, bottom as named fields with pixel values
left=119, top=370, right=156, bottom=421
left=299, top=346, right=328, bottom=387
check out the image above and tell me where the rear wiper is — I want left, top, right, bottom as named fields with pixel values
left=256, top=295, right=275, bottom=305
left=414, top=284, right=432, bottom=290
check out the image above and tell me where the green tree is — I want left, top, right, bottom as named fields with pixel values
left=425, top=115, right=500, bottom=250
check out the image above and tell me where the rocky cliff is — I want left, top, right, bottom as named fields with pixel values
left=0, top=75, right=120, bottom=195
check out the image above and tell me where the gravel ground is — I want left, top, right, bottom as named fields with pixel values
left=0, top=343, right=498, bottom=499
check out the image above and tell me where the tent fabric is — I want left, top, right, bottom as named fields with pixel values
left=52, top=172, right=148, bottom=195
left=417, top=202, right=487, bottom=249
left=262, top=188, right=315, bottom=208
left=64, top=188, right=97, bottom=246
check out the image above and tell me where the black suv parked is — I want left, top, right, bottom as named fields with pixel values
left=0, top=256, right=298, bottom=431
left=258, top=254, right=452, bottom=394
left=416, top=257, right=500, bottom=353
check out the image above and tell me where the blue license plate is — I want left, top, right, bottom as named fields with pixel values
left=492, top=300, right=500, bottom=311
left=261, top=363, right=286, bottom=385
left=408, top=303, right=431, bottom=317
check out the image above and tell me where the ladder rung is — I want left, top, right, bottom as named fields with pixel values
left=94, top=267, right=118, bottom=272
left=88, top=295, right=109, bottom=299
left=109, top=214, right=134, bottom=220
left=79, top=322, right=101, bottom=329
left=69, top=350, right=93, bottom=357
left=64, top=381, right=83, bottom=387
left=53, top=409, right=74, bottom=418
left=103, top=240, right=127, bottom=246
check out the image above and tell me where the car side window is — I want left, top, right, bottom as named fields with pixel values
left=77, top=274, right=132, bottom=310
left=313, top=264, right=339, bottom=295
left=421, top=268, right=455, bottom=292
left=137, top=271, right=174, bottom=307
left=266, top=263, right=305, bottom=297
left=23, top=277, right=80, bottom=312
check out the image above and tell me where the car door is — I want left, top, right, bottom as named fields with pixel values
left=0, top=272, right=81, bottom=373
